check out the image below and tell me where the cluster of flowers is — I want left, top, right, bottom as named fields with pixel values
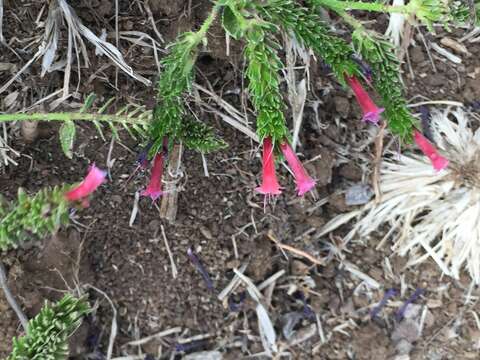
left=65, top=74, right=448, bottom=205
left=254, top=74, right=449, bottom=203
left=349, top=73, right=449, bottom=171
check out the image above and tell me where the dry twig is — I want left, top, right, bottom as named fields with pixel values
left=0, top=262, right=28, bottom=331
left=267, top=231, right=323, bottom=266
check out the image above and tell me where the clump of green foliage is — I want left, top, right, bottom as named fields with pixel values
left=149, top=0, right=474, bottom=149
left=7, top=295, right=90, bottom=360
left=0, top=187, right=70, bottom=251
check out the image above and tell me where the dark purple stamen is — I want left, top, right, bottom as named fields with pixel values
left=228, top=291, right=247, bottom=312
left=137, top=142, right=153, bottom=168
left=293, top=291, right=316, bottom=320
left=144, top=355, right=156, bottom=360
left=470, top=100, right=480, bottom=112
left=352, top=55, right=373, bottom=83
left=419, top=106, right=434, bottom=142
left=174, top=340, right=209, bottom=353
left=187, top=248, right=215, bottom=291
left=320, top=61, right=332, bottom=74
left=162, top=137, right=169, bottom=158
left=370, top=288, right=397, bottom=319
left=395, top=288, right=425, bottom=322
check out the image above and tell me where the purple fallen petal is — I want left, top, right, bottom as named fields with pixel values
left=187, top=248, right=215, bottom=291
left=395, top=288, right=425, bottom=322
left=228, top=292, right=246, bottom=312
left=370, top=288, right=397, bottom=319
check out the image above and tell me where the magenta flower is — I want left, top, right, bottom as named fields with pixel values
left=65, top=164, right=107, bottom=202
left=414, top=130, right=449, bottom=171
left=141, top=152, right=164, bottom=200
left=346, top=75, right=384, bottom=124
left=256, top=137, right=282, bottom=198
left=280, top=141, right=316, bottom=196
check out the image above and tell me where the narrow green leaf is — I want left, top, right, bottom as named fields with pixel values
left=108, top=121, right=119, bottom=139
left=93, top=120, right=106, bottom=141
left=80, top=93, right=96, bottom=113
left=222, top=6, right=244, bottom=40
left=98, top=97, right=115, bottom=114
left=59, top=120, right=76, bottom=159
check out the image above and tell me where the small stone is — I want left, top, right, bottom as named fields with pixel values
left=395, top=339, right=413, bottom=355
left=410, top=46, right=426, bottom=64
left=291, top=260, right=310, bottom=276
left=338, top=163, right=363, bottom=181
left=148, top=219, right=161, bottom=232
left=345, top=184, right=374, bottom=206
left=200, top=226, right=213, bottom=240
left=312, top=148, right=335, bottom=187
left=111, top=195, right=123, bottom=204
left=426, top=74, right=448, bottom=87
left=305, top=216, right=325, bottom=228
left=333, top=96, right=351, bottom=118
left=368, top=267, right=383, bottom=283
left=426, top=299, right=443, bottom=309
left=328, top=193, right=349, bottom=213
left=392, top=319, right=421, bottom=344
left=225, top=258, right=241, bottom=269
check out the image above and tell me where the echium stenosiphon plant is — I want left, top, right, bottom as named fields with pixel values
left=318, top=108, right=480, bottom=284
left=147, top=0, right=475, bottom=202
left=7, top=294, right=90, bottom=360
left=0, top=164, right=106, bottom=250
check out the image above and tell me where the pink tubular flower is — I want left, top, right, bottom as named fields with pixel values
left=280, top=141, right=316, bottom=196
left=346, top=75, right=384, bottom=124
left=414, top=130, right=449, bottom=171
left=256, top=137, right=282, bottom=198
left=65, top=164, right=107, bottom=202
left=141, top=152, right=164, bottom=200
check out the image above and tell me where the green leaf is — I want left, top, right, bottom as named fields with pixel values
left=80, top=93, right=96, bottom=113
left=222, top=6, right=245, bottom=40
left=7, top=295, right=90, bottom=360
left=59, top=120, right=76, bottom=159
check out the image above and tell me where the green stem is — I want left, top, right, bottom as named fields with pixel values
left=196, top=2, right=222, bottom=39
left=0, top=112, right=149, bottom=124
left=335, top=7, right=364, bottom=30
left=315, top=0, right=411, bottom=14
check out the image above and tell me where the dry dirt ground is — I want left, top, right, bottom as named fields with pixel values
left=1, top=1, right=480, bottom=359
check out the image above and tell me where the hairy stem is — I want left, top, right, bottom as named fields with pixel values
left=0, top=112, right=149, bottom=125
left=314, top=0, right=411, bottom=13
left=197, top=2, right=222, bottom=38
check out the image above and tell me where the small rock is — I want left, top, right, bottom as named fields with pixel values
left=97, top=0, right=113, bottom=16
left=225, top=258, right=241, bottom=269
left=312, top=148, right=335, bottom=187
left=305, top=216, right=325, bottom=228
left=426, top=298, right=442, bottom=309
left=426, top=74, right=447, bottom=87
left=392, top=319, right=421, bottom=344
left=184, top=351, right=222, bottom=360
left=338, top=163, right=363, bottom=181
left=148, top=219, right=161, bottom=232
left=410, top=46, right=426, bottom=64
left=291, top=260, right=310, bottom=276
left=199, top=226, right=213, bottom=240
left=111, top=195, right=123, bottom=204
left=395, top=339, right=413, bottom=356
left=345, top=184, right=374, bottom=206
left=333, top=96, right=351, bottom=118
left=328, top=193, right=349, bottom=213
left=368, top=267, right=383, bottom=283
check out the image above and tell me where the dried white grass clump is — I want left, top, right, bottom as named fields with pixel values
left=319, top=108, right=480, bottom=283
left=0, top=0, right=150, bottom=95
left=385, top=0, right=406, bottom=47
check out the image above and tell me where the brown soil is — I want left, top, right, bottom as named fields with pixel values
left=1, top=1, right=480, bottom=359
